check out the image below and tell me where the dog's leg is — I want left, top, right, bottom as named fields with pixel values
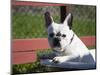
left=52, top=55, right=80, bottom=63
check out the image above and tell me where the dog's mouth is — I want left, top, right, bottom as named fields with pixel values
left=53, top=47, right=61, bottom=50
left=53, top=47, right=65, bottom=52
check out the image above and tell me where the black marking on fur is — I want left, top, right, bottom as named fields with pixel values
left=70, top=34, right=74, bottom=44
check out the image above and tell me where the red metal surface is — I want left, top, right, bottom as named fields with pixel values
left=12, top=0, right=66, bottom=6
left=12, top=36, right=96, bottom=64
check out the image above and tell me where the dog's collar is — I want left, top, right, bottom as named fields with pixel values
left=69, top=34, right=74, bottom=44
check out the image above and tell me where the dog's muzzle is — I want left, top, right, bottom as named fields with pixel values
left=53, top=37, right=61, bottom=47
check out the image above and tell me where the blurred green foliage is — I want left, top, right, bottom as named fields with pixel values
left=12, top=13, right=95, bottom=39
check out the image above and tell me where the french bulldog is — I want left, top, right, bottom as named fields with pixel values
left=44, top=11, right=95, bottom=64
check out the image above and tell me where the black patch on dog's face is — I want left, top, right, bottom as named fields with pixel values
left=49, top=33, right=55, bottom=38
left=49, top=31, right=67, bottom=48
left=53, top=37, right=61, bottom=47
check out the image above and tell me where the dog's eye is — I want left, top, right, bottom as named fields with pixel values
left=62, top=34, right=66, bottom=37
left=49, top=33, right=54, bottom=37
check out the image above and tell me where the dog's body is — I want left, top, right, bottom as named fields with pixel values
left=44, top=12, right=95, bottom=64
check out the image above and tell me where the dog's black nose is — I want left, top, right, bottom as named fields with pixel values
left=54, top=38, right=61, bottom=42
left=53, top=38, right=61, bottom=47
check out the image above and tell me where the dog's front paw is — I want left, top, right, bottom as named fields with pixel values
left=52, top=57, right=61, bottom=63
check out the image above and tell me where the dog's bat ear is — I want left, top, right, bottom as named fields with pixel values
left=63, top=13, right=73, bottom=29
left=44, top=11, right=53, bottom=28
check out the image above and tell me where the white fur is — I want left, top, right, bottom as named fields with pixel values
left=46, top=13, right=95, bottom=65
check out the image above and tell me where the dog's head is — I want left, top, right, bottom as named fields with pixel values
left=44, top=12, right=73, bottom=52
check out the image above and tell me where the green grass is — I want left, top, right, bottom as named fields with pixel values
left=12, top=13, right=60, bottom=38
left=12, top=13, right=96, bottom=74
left=73, top=18, right=96, bottom=36
left=88, top=46, right=96, bottom=49
left=12, top=13, right=95, bottom=39
left=13, top=60, right=67, bottom=74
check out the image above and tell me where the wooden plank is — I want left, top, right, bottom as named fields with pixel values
left=12, top=51, right=37, bottom=64
left=12, top=0, right=66, bottom=6
left=12, top=38, right=50, bottom=52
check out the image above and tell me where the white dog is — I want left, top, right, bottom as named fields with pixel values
left=44, top=12, right=95, bottom=65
